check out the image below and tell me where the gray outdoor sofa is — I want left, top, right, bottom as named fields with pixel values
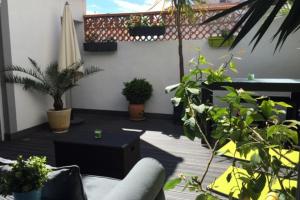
left=0, top=157, right=166, bottom=200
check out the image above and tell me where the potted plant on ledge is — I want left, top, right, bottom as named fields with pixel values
left=84, top=37, right=118, bottom=52
left=122, top=78, right=153, bottom=120
left=208, top=29, right=235, bottom=48
left=0, top=156, right=51, bottom=200
left=3, top=58, right=101, bottom=133
left=126, top=15, right=166, bottom=37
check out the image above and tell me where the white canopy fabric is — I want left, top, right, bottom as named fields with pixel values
left=58, top=2, right=83, bottom=72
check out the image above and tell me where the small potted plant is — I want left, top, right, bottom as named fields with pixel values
left=208, top=28, right=235, bottom=48
left=126, top=15, right=166, bottom=37
left=84, top=37, right=118, bottom=52
left=3, top=58, right=101, bottom=133
left=122, top=78, right=153, bottom=120
left=0, top=156, right=52, bottom=200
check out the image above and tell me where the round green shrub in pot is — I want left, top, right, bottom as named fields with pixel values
left=122, top=78, right=153, bottom=120
left=0, top=156, right=52, bottom=200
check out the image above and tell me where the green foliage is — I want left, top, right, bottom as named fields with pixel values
left=168, top=52, right=236, bottom=142
left=196, top=193, right=220, bottom=200
left=165, top=53, right=299, bottom=199
left=166, top=0, right=200, bottom=16
left=220, top=29, right=230, bottom=39
left=0, top=156, right=51, bottom=196
left=163, top=177, right=182, bottom=190
left=125, top=15, right=164, bottom=28
left=3, top=58, right=101, bottom=110
left=122, top=78, right=153, bottom=104
left=203, top=0, right=298, bottom=51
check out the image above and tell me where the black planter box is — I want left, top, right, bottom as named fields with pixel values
left=84, top=42, right=117, bottom=52
left=128, top=26, right=166, bottom=37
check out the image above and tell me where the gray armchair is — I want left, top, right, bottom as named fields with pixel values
left=84, top=158, right=166, bottom=200
left=0, top=157, right=166, bottom=200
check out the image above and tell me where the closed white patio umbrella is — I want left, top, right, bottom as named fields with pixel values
left=58, top=1, right=82, bottom=72
left=58, top=1, right=83, bottom=124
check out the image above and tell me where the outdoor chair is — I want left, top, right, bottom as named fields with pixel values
left=0, top=157, right=166, bottom=200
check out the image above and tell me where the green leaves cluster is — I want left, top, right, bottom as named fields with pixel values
left=125, top=15, right=165, bottom=28
left=165, top=53, right=299, bottom=199
left=212, top=89, right=298, bottom=199
left=122, top=78, right=153, bottom=104
left=168, top=53, right=236, bottom=142
left=0, top=156, right=51, bottom=196
left=203, top=0, right=298, bottom=51
left=3, top=58, right=101, bottom=110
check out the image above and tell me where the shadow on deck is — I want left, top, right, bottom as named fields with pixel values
left=0, top=111, right=230, bottom=200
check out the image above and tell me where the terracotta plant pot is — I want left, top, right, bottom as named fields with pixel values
left=128, top=104, right=145, bottom=121
left=47, top=108, right=71, bottom=133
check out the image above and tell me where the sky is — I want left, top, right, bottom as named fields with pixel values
left=86, top=0, right=169, bottom=14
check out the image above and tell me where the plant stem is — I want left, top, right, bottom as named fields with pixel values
left=176, top=7, right=184, bottom=81
left=53, top=96, right=64, bottom=110
left=196, top=122, right=212, bottom=150
left=187, top=94, right=212, bottom=149
left=249, top=126, right=298, bottom=167
left=199, top=140, right=219, bottom=186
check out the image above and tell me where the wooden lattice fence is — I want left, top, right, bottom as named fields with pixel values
left=84, top=4, right=245, bottom=42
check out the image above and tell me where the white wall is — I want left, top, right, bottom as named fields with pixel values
left=0, top=82, right=4, bottom=140
left=72, top=18, right=300, bottom=115
left=6, top=0, right=85, bottom=131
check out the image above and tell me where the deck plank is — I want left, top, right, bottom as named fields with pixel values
left=0, top=112, right=230, bottom=200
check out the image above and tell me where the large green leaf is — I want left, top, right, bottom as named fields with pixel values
left=164, top=178, right=182, bottom=190
left=203, top=0, right=299, bottom=51
left=165, top=83, right=180, bottom=93
left=191, top=104, right=206, bottom=114
left=183, top=125, right=196, bottom=140
left=196, top=193, right=220, bottom=200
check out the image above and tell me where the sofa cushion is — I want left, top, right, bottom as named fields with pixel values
left=103, top=158, right=166, bottom=200
left=0, top=157, right=87, bottom=200
left=82, top=175, right=120, bottom=200
left=42, top=166, right=87, bottom=200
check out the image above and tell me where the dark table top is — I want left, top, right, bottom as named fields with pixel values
left=207, top=78, right=300, bottom=92
left=53, top=130, right=140, bottom=148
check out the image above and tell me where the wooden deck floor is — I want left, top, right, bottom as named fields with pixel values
left=0, top=112, right=230, bottom=200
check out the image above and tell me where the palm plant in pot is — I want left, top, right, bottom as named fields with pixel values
left=122, top=78, right=153, bottom=120
left=0, top=156, right=51, bottom=200
left=3, top=58, right=101, bottom=133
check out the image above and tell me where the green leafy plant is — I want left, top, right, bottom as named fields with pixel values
left=125, top=15, right=164, bottom=29
left=220, top=29, right=231, bottom=39
left=203, top=0, right=297, bottom=51
left=122, top=78, right=153, bottom=104
left=165, top=53, right=299, bottom=199
left=0, top=156, right=51, bottom=197
left=3, top=58, right=101, bottom=111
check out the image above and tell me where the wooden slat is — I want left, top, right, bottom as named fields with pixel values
left=0, top=112, right=230, bottom=200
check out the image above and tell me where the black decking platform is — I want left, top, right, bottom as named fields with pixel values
left=0, top=111, right=230, bottom=200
